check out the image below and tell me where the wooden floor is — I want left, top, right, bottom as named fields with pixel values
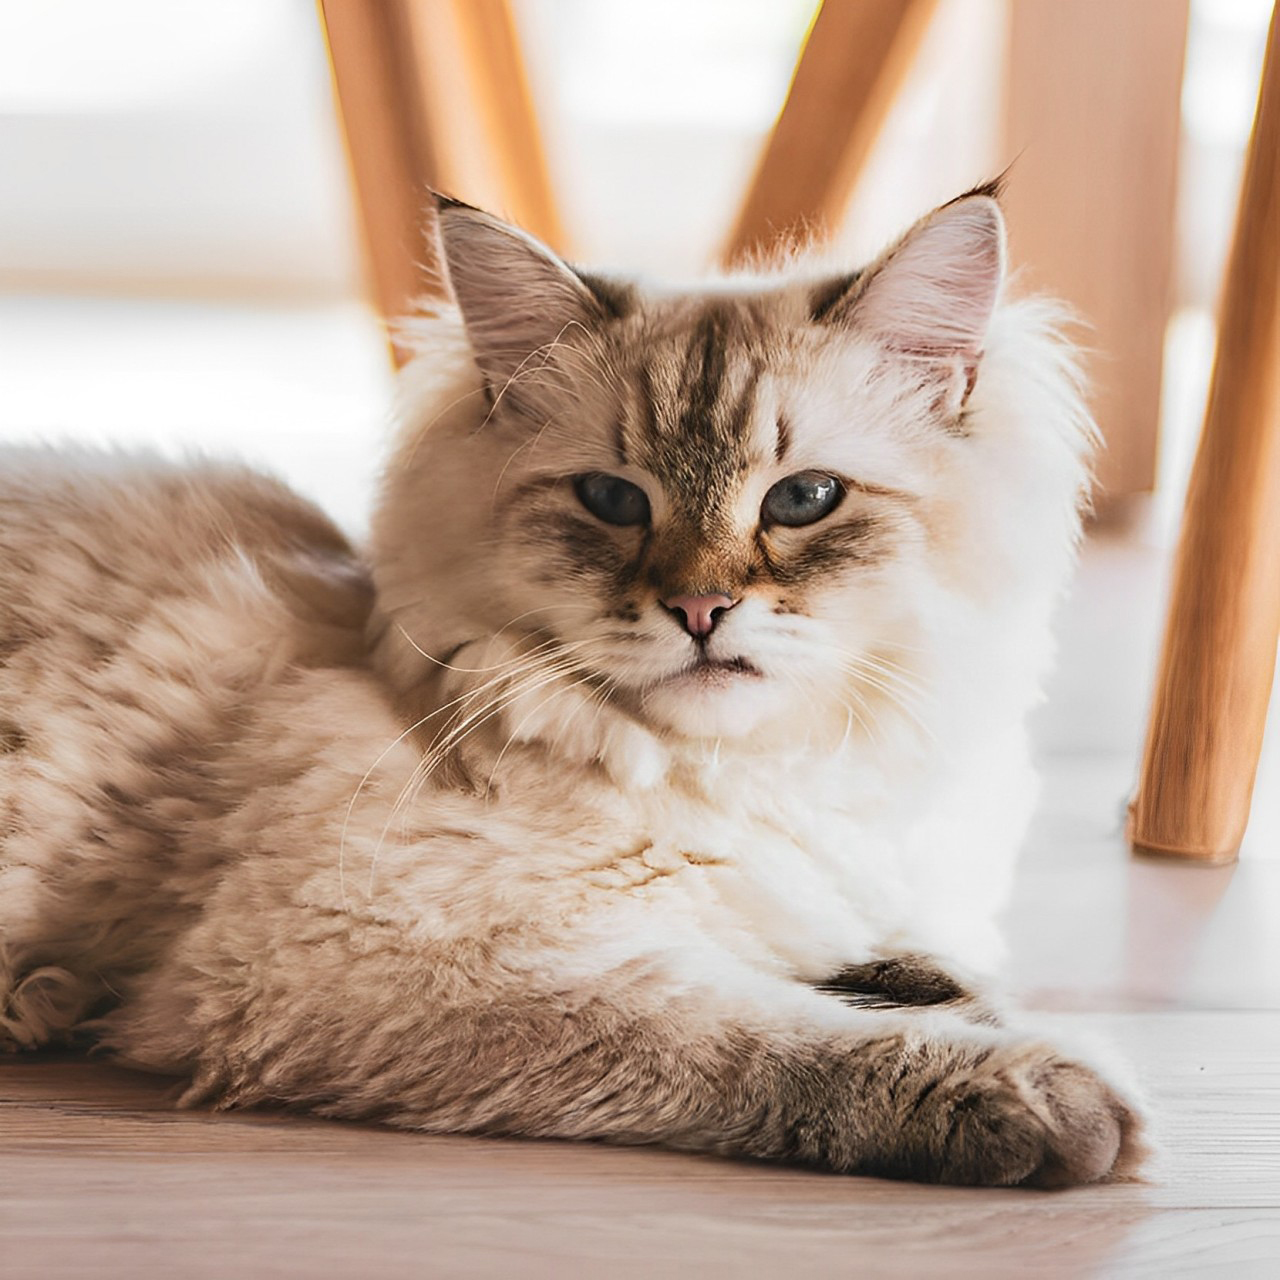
left=4, top=529, right=1279, bottom=1279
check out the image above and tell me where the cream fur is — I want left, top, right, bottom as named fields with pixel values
left=0, top=194, right=1144, bottom=1187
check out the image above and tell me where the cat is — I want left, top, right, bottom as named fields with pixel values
left=0, top=185, right=1145, bottom=1187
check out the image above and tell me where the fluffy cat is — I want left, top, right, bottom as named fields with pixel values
left=0, top=187, right=1144, bottom=1186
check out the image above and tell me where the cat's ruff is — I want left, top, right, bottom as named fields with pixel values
left=0, top=190, right=1145, bottom=1186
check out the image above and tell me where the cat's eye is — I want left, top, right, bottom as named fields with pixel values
left=761, top=471, right=844, bottom=527
left=573, top=473, right=651, bottom=527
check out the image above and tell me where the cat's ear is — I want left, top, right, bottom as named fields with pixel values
left=813, top=192, right=1006, bottom=379
left=433, top=195, right=617, bottom=407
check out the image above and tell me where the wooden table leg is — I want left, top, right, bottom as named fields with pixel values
left=1129, top=3, right=1280, bottom=863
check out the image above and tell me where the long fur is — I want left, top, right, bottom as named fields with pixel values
left=0, top=193, right=1144, bottom=1186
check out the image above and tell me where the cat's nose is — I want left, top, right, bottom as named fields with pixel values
left=662, top=593, right=737, bottom=638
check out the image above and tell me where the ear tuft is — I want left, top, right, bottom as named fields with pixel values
left=817, top=194, right=1006, bottom=361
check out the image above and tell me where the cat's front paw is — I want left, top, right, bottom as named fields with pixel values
left=886, top=1040, right=1146, bottom=1188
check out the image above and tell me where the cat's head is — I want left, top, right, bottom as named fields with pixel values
left=372, top=189, right=1090, bottom=752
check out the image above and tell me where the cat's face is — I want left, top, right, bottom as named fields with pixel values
left=389, top=193, right=1009, bottom=744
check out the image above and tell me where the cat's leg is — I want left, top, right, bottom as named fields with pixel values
left=101, top=932, right=1142, bottom=1188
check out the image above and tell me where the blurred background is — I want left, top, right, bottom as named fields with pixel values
left=0, top=0, right=1270, bottom=535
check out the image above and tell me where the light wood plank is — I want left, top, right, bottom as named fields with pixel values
left=1129, top=3, right=1280, bottom=863
left=1002, top=0, right=1189, bottom=501
left=4, top=1012, right=1278, bottom=1278
left=721, top=0, right=939, bottom=267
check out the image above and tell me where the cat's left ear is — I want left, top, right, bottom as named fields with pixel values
left=814, top=192, right=1006, bottom=409
left=433, top=195, right=620, bottom=412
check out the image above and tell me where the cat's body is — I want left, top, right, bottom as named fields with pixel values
left=0, top=191, right=1144, bottom=1185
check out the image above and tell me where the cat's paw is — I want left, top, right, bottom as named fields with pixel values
left=888, top=1039, right=1146, bottom=1188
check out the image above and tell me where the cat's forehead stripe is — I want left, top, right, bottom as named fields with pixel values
left=634, top=302, right=770, bottom=505
left=774, top=413, right=792, bottom=464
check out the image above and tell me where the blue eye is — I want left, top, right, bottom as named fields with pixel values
left=761, top=471, right=844, bottom=527
left=574, top=473, right=651, bottom=526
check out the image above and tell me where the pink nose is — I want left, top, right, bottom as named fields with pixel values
left=662, top=593, right=737, bottom=638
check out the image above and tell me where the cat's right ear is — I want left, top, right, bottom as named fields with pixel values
left=809, top=194, right=1005, bottom=354
left=433, top=195, right=606, bottom=408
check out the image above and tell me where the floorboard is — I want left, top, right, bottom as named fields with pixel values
left=3, top=532, right=1279, bottom=1278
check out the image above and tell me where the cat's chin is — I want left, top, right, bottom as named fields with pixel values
left=639, top=669, right=786, bottom=740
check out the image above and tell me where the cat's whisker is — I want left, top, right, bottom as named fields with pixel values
left=397, top=624, right=582, bottom=676
left=488, top=329, right=623, bottom=402
left=401, top=629, right=558, bottom=680
left=540, top=670, right=626, bottom=777
left=482, top=668, right=607, bottom=800
left=368, top=651, right=593, bottom=893
left=395, top=624, right=553, bottom=675
left=480, top=333, right=612, bottom=384
left=384, top=633, right=613, bottom=835
left=399, top=382, right=491, bottom=471
left=796, top=636, right=931, bottom=695
left=813, top=645, right=934, bottom=713
left=403, top=651, right=569, bottom=761
left=337, top=706, right=442, bottom=912
left=357, top=639, right=599, bottom=872
left=837, top=665, right=936, bottom=745
left=776, top=666, right=864, bottom=755
left=480, top=323, right=616, bottom=429
left=850, top=649, right=931, bottom=689
left=363, top=626, right=592, bottom=852
left=582, top=672, right=623, bottom=739
left=417, top=646, right=590, bottom=768
left=838, top=652, right=931, bottom=703
left=491, top=421, right=554, bottom=504
left=412, top=660, right=600, bottom=815
left=841, top=664, right=930, bottom=711
left=843, top=683, right=885, bottom=749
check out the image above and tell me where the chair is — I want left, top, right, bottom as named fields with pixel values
left=1129, top=3, right=1280, bottom=864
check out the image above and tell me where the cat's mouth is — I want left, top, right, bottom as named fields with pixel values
left=666, top=654, right=763, bottom=685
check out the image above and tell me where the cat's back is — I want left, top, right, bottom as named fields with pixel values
left=1, top=447, right=375, bottom=752
left=0, top=448, right=377, bottom=1048
left=0, top=444, right=375, bottom=790
left=3, top=446, right=377, bottom=671
left=1, top=447, right=369, bottom=649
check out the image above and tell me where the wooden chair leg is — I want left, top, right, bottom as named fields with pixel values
left=318, top=0, right=566, bottom=361
left=720, top=0, right=938, bottom=267
left=1129, top=3, right=1280, bottom=863
left=446, top=0, right=566, bottom=254
left=318, top=0, right=442, bottom=348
